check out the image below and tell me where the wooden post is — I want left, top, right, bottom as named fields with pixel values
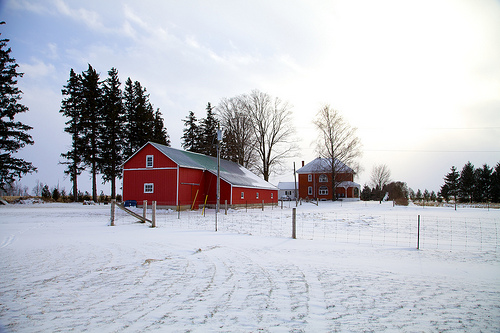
left=178, top=205, right=180, bottom=219
left=281, top=199, right=283, bottom=209
left=142, top=200, right=147, bottom=223
left=262, top=200, right=264, bottom=211
left=417, top=215, right=421, bottom=250
left=225, top=200, right=227, bottom=215
left=151, top=201, right=156, bottom=228
left=110, top=199, right=116, bottom=226
left=292, top=207, right=296, bottom=239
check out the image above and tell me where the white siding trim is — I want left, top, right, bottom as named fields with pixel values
left=176, top=165, right=179, bottom=206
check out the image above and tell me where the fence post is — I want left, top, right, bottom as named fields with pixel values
left=142, top=200, right=147, bottom=223
left=262, top=200, right=264, bottom=211
left=292, top=207, right=296, bottom=239
left=110, top=199, right=116, bottom=226
left=417, top=215, right=420, bottom=250
left=281, top=200, right=283, bottom=209
left=151, top=201, right=156, bottom=228
left=225, top=200, right=228, bottom=215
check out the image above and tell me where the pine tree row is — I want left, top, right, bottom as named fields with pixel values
left=60, top=65, right=170, bottom=202
left=441, top=161, right=500, bottom=206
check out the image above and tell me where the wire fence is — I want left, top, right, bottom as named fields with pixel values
left=112, top=204, right=499, bottom=252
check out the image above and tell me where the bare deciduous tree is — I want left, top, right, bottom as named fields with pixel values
left=242, top=90, right=298, bottom=181
left=371, top=164, right=391, bottom=203
left=216, top=96, right=257, bottom=169
left=313, top=105, right=362, bottom=200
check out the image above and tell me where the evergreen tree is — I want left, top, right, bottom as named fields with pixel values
left=152, top=108, right=170, bottom=146
left=0, top=23, right=36, bottom=190
left=220, top=128, right=239, bottom=162
left=123, top=77, right=136, bottom=157
left=473, top=164, right=492, bottom=203
left=123, top=79, right=156, bottom=156
left=360, top=184, right=372, bottom=201
left=181, top=111, right=201, bottom=152
left=80, top=64, right=102, bottom=202
left=60, top=68, right=85, bottom=201
left=134, top=81, right=155, bottom=146
left=41, top=184, right=51, bottom=199
left=415, top=189, right=422, bottom=202
left=199, top=102, right=219, bottom=157
left=442, top=166, right=459, bottom=210
left=99, top=67, right=126, bottom=199
left=491, top=162, right=500, bottom=203
left=459, top=161, right=475, bottom=203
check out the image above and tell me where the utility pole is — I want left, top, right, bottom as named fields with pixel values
left=294, top=162, right=298, bottom=207
left=215, top=127, right=222, bottom=231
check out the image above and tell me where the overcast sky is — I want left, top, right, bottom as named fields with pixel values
left=2, top=0, right=499, bottom=195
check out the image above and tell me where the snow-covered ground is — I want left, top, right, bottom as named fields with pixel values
left=1, top=201, right=499, bottom=332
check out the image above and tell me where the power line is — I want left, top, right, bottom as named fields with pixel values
left=364, top=149, right=500, bottom=153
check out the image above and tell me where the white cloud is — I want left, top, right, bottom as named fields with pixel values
left=19, top=58, right=56, bottom=79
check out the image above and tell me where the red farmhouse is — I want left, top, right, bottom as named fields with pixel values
left=296, top=158, right=360, bottom=200
left=122, top=142, right=278, bottom=209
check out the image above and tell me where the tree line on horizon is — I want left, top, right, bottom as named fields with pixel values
left=60, top=64, right=170, bottom=202
left=441, top=161, right=500, bottom=205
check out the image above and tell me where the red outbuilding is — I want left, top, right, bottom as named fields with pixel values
left=296, top=158, right=360, bottom=200
left=122, top=142, right=278, bottom=209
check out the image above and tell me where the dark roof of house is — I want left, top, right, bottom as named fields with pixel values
left=296, top=157, right=354, bottom=174
left=146, top=142, right=277, bottom=190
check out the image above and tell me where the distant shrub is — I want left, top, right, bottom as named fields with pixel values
left=394, top=198, right=409, bottom=206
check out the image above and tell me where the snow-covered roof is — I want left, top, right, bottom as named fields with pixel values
left=149, top=142, right=277, bottom=190
left=278, top=182, right=297, bottom=190
left=338, top=181, right=361, bottom=188
left=296, top=157, right=354, bottom=174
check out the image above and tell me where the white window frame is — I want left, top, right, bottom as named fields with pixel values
left=144, top=183, right=154, bottom=193
left=241, top=191, right=244, bottom=199
left=319, top=174, right=328, bottom=182
left=308, top=174, right=312, bottom=182
left=308, top=186, right=313, bottom=195
left=146, top=155, right=154, bottom=168
left=256, top=192, right=259, bottom=199
left=319, top=186, right=328, bottom=196
left=271, top=193, right=274, bottom=199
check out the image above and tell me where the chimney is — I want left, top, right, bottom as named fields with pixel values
left=302, top=161, right=305, bottom=167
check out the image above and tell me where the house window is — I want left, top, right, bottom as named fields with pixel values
left=319, top=186, right=328, bottom=196
left=308, top=186, right=313, bottom=195
left=144, top=183, right=154, bottom=193
left=146, top=155, right=154, bottom=168
left=241, top=192, right=244, bottom=199
left=308, top=174, right=312, bottom=182
left=319, top=174, right=328, bottom=182
left=271, top=193, right=274, bottom=199
left=256, top=192, right=259, bottom=199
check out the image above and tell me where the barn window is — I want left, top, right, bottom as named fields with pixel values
left=308, top=174, right=312, bottom=182
left=146, top=155, right=154, bottom=168
left=271, top=193, right=274, bottom=199
left=319, top=174, right=328, bottom=182
left=241, top=192, right=244, bottom=199
left=256, top=192, right=259, bottom=199
left=319, top=186, right=328, bottom=195
left=144, top=183, right=154, bottom=193
left=308, top=186, right=313, bottom=195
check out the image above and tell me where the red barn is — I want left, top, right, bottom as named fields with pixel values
left=122, top=142, right=278, bottom=209
left=296, top=158, right=360, bottom=200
